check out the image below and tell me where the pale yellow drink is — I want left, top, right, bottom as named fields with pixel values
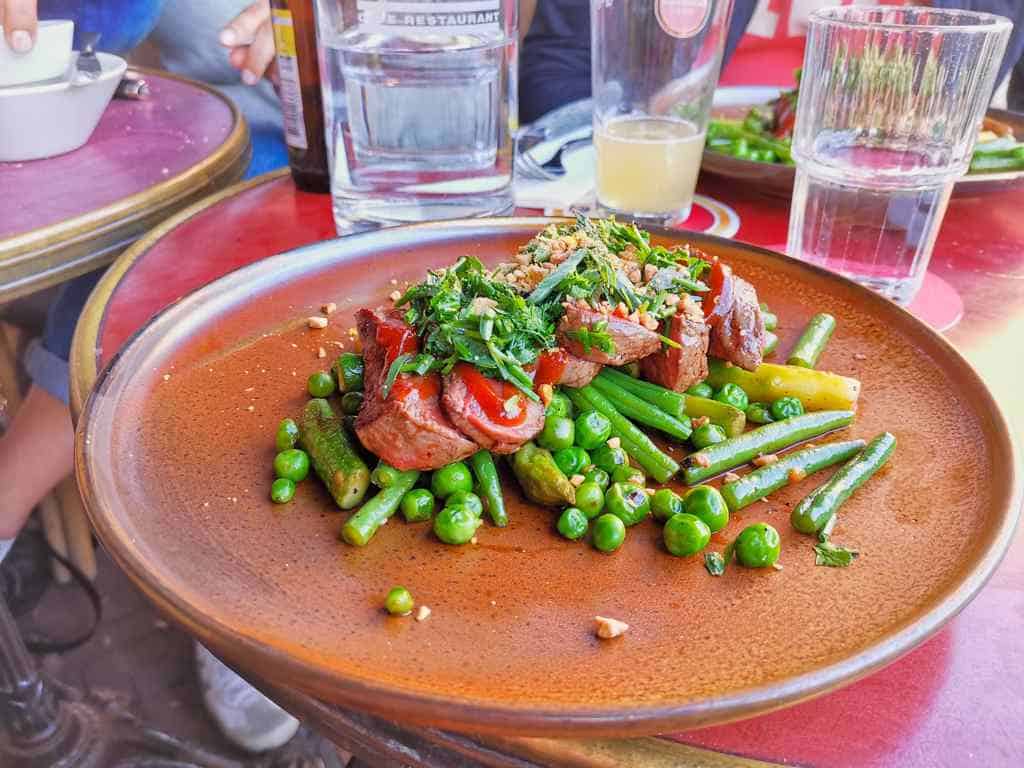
left=594, top=116, right=705, bottom=217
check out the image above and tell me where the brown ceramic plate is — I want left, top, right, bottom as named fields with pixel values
left=76, top=219, right=1020, bottom=737
left=701, top=107, right=1024, bottom=199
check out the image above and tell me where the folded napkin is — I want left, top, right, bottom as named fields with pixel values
left=513, top=133, right=597, bottom=213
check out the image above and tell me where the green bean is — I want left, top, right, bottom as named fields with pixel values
left=791, top=432, right=896, bottom=534
left=565, top=386, right=679, bottom=483
left=763, top=331, right=779, bottom=356
left=469, top=450, right=507, bottom=527
left=589, top=376, right=693, bottom=442
left=788, top=314, right=836, bottom=369
left=683, top=410, right=855, bottom=485
left=597, top=368, right=686, bottom=420
left=721, top=439, right=866, bottom=511
left=762, top=311, right=778, bottom=332
left=341, top=467, right=419, bottom=546
left=683, top=395, right=746, bottom=437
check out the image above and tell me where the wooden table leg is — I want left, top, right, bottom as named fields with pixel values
left=57, top=476, right=96, bottom=582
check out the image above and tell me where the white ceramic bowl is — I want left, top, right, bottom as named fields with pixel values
left=0, top=19, right=74, bottom=87
left=0, top=51, right=127, bottom=162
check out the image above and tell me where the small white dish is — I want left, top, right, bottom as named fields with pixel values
left=0, top=19, right=74, bottom=87
left=0, top=51, right=127, bottom=162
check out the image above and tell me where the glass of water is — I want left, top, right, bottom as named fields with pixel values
left=590, top=0, right=734, bottom=221
left=787, top=7, right=1011, bottom=305
left=314, top=0, right=517, bottom=229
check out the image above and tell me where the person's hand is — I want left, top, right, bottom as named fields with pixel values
left=219, top=0, right=277, bottom=85
left=0, top=0, right=38, bottom=52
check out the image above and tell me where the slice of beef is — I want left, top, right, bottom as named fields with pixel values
left=640, top=297, right=709, bottom=392
left=707, top=276, right=766, bottom=371
left=559, top=353, right=602, bottom=387
left=557, top=302, right=661, bottom=366
left=441, top=366, right=545, bottom=454
left=354, top=308, right=477, bottom=471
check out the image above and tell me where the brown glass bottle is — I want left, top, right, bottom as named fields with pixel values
left=270, top=0, right=330, bottom=193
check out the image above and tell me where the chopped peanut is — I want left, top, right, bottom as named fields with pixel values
left=307, top=316, right=328, bottom=329
left=538, top=384, right=554, bottom=406
left=317, top=347, right=326, bottom=359
left=594, top=616, right=629, bottom=639
left=415, top=606, right=431, bottom=622
left=753, top=453, right=779, bottom=467
left=321, top=302, right=337, bottom=315
left=723, top=472, right=741, bottom=483
left=853, top=353, right=868, bottom=361
left=570, top=474, right=586, bottom=487
left=606, top=437, right=621, bottom=450
left=664, top=293, right=680, bottom=306
left=788, top=467, right=807, bottom=483
left=692, top=454, right=712, bottom=468
left=643, top=263, right=658, bottom=281
left=690, top=416, right=710, bottom=428
left=389, top=290, right=402, bottom=302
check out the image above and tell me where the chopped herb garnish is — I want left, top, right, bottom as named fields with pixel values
left=814, top=535, right=859, bottom=568
left=704, top=551, right=726, bottom=576
left=527, top=248, right=588, bottom=305
left=566, top=321, right=615, bottom=356
left=380, top=353, right=436, bottom=399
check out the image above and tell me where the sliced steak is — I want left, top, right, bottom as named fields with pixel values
left=640, top=297, right=709, bottom=392
left=442, top=364, right=545, bottom=454
left=559, top=353, right=602, bottom=387
left=557, top=302, right=661, bottom=366
left=355, top=308, right=477, bottom=471
left=707, top=275, right=766, bottom=371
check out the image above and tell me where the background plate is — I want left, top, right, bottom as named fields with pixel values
left=76, top=219, right=1020, bottom=737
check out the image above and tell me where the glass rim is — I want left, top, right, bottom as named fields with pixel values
left=808, top=5, right=1012, bottom=34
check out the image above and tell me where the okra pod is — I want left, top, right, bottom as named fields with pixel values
left=299, top=398, right=370, bottom=509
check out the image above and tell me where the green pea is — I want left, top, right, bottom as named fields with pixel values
left=686, top=382, right=714, bottom=398
left=400, top=489, right=435, bottom=523
left=592, top=513, right=626, bottom=553
left=431, top=462, right=473, bottom=498
left=274, top=449, right=310, bottom=482
left=691, top=423, right=727, bottom=450
left=553, top=446, right=591, bottom=477
left=539, top=415, right=575, bottom=452
left=683, top=485, right=729, bottom=533
left=307, top=371, right=336, bottom=398
left=745, top=402, right=775, bottom=425
left=735, top=523, right=781, bottom=568
left=663, top=513, right=711, bottom=557
left=275, top=418, right=299, bottom=451
left=384, top=586, right=414, bottom=616
left=611, top=464, right=645, bottom=486
left=371, top=461, right=402, bottom=489
left=270, top=477, right=295, bottom=504
left=583, top=467, right=610, bottom=490
left=651, top=489, right=684, bottom=522
left=574, top=482, right=605, bottom=519
left=433, top=504, right=482, bottom=545
left=340, top=391, right=364, bottom=415
left=545, top=392, right=574, bottom=419
left=590, top=445, right=629, bottom=474
left=557, top=507, right=589, bottom=540
left=714, top=383, right=749, bottom=411
left=770, top=396, right=805, bottom=421
left=605, top=483, right=651, bottom=527
left=446, top=490, right=483, bottom=518
left=574, top=411, right=613, bottom=450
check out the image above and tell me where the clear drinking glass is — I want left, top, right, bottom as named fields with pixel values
left=314, top=0, right=517, bottom=229
left=787, top=7, right=1011, bottom=305
left=590, top=0, right=734, bottom=221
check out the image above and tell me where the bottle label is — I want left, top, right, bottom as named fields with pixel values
left=656, top=0, right=710, bottom=39
left=272, top=7, right=308, bottom=150
left=356, top=0, right=502, bottom=35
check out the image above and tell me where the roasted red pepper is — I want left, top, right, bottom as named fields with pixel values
left=454, top=362, right=527, bottom=426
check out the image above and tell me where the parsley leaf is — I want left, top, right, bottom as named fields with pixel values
left=814, top=535, right=859, bottom=568
left=566, top=321, right=615, bottom=355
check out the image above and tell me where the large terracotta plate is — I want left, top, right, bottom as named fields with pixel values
left=701, top=104, right=1024, bottom=200
left=76, top=219, right=1020, bottom=737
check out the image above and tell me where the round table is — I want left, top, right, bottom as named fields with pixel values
left=0, top=68, right=250, bottom=304
left=70, top=170, right=1024, bottom=767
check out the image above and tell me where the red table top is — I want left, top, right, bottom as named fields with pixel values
left=0, top=71, right=236, bottom=241
left=86, top=170, right=1024, bottom=767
